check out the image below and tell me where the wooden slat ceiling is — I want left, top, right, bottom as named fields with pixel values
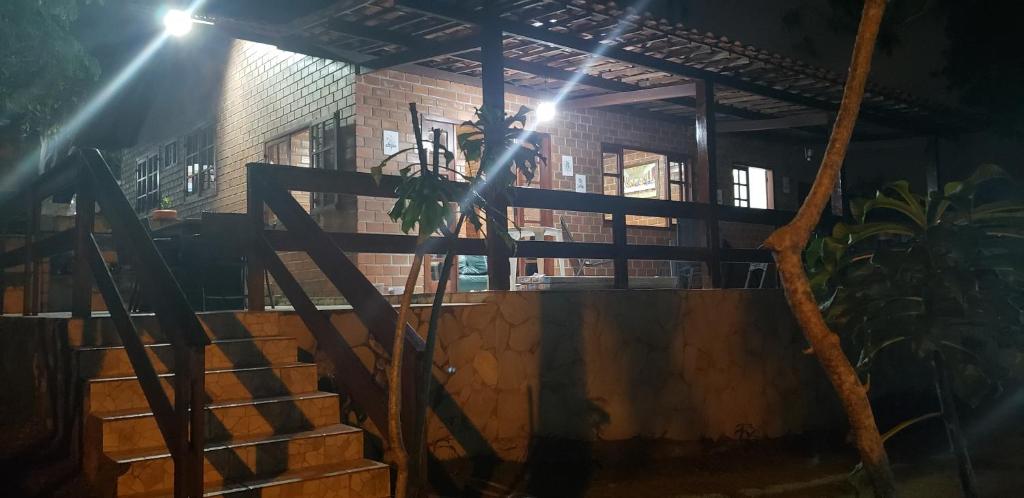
left=209, top=0, right=983, bottom=135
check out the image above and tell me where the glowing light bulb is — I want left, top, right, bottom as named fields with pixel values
left=163, top=9, right=194, bottom=37
left=536, top=101, right=557, bottom=122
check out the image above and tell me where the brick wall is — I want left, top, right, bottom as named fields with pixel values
left=352, top=69, right=700, bottom=286
left=120, top=39, right=360, bottom=299
left=116, top=39, right=891, bottom=296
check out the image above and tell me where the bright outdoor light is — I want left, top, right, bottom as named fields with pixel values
left=163, top=9, right=194, bottom=37
left=536, top=101, right=557, bottom=122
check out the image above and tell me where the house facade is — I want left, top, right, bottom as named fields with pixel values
left=119, top=29, right=957, bottom=296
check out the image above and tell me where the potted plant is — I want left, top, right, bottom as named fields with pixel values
left=150, top=195, right=177, bottom=221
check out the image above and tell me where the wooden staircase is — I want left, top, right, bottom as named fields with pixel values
left=76, top=313, right=390, bottom=498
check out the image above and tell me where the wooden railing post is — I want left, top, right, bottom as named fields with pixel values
left=72, top=165, right=95, bottom=317
left=23, top=188, right=40, bottom=316
left=695, top=79, right=722, bottom=288
left=246, top=168, right=266, bottom=311
left=480, top=16, right=511, bottom=291
left=173, top=344, right=205, bottom=498
left=612, top=211, right=628, bottom=289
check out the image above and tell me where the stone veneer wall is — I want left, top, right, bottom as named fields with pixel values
left=277, top=289, right=842, bottom=461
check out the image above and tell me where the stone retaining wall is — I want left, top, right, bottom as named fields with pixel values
left=281, top=289, right=842, bottom=461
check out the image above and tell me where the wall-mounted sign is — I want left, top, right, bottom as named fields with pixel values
left=383, top=130, right=400, bottom=156
left=574, top=174, right=587, bottom=193
left=623, top=162, right=658, bottom=197
left=561, top=155, right=574, bottom=176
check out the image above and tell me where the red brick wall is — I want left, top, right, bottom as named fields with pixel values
left=116, top=40, right=841, bottom=296
left=352, top=70, right=699, bottom=285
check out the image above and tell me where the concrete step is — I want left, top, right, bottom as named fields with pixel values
left=77, top=336, right=298, bottom=378
left=67, top=312, right=286, bottom=347
left=89, top=392, right=340, bottom=453
left=86, top=363, right=319, bottom=414
left=215, top=460, right=391, bottom=498
left=108, top=424, right=364, bottom=497
left=122, top=460, right=391, bottom=498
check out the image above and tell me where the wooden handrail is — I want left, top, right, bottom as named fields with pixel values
left=0, top=228, right=74, bottom=268
left=84, top=232, right=179, bottom=448
left=250, top=174, right=424, bottom=449
left=0, top=148, right=208, bottom=498
left=252, top=232, right=389, bottom=428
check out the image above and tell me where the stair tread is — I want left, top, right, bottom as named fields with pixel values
left=76, top=335, right=294, bottom=352
left=87, top=362, right=314, bottom=383
left=123, top=460, right=389, bottom=498
left=93, top=391, right=339, bottom=420
left=107, top=423, right=362, bottom=463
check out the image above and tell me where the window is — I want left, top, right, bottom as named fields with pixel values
left=733, top=165, right=773, bottom=209
left=263, top=113, right=342, bottom=211
left=185, top=125, right=215, bottom=196
left=421, top=116, right=460, bottom=179
left=164, top=141, right=177, bottom=171
left=311, top=112, right=340, bottom=209
left=602, top=145, right=690, bottom=226
left=135, top=154, right=160, bottom=213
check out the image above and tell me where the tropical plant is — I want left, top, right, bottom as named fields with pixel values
left=805, top=166, right=1024, bottom=497
left=371, top=103, right=544, bottom=497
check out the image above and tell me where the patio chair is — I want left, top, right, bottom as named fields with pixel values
left=558, top=216, right=613, bottom=276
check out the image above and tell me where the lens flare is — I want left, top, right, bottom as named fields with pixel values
left=536, top=102, right=557, bottom=122
left=163, top=9, right=193, bottom=37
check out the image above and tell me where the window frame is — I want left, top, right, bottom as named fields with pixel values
left=184, top=124, right=215, bottom=198
left=310, top=111, right=341, bottom=209
left=732, top=165, right=750, bottom=208
left=421, top=114, right=461, bottom=180
left=600, top=143, right=692, bottom=228
left=135, top=153, right=160, bottom=213
left=731, top=163, right=774, bottom=209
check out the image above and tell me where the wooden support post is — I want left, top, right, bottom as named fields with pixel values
left=188, top=346, right=206, bottom=498
left=695, top=80, right=721, bottom=288
left=246, top=168, right=266, bottom=311
left=23, top=189, right=40, bottom=315
left=612, top=211, right=628, bottom=289
left=173, top=345, right=205, bottom=498
left=481, top=14, right=510, bottom=291
left=72, top=167, right=95, bottom=317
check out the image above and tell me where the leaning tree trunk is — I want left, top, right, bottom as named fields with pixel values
left=762, top=0, right=897, bottom=496
left=411, top=214, right=468, bottom=487
left=387, top=251, right=424, bottom=498
left=932, top=351, right=979, bottom=498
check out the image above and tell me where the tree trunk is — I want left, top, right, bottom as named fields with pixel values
left=762, top=0, right=897, bottom=496
left=387, top=251, right=424, bottom=498
left=411, top=215, right=467, bottom=488
left=932, top=351, right=979, bottom=498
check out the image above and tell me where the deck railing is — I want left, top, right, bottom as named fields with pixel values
left=238, top=162, right=834, bottom=491
left=0, top=149, right=209, bottom=498
left=244, top=163, right=813, bottom=294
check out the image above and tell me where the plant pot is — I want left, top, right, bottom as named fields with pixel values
left=150, top=209, right=177, bottom=221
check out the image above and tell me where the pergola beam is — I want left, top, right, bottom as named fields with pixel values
left=718, top=112, right=831, bottom=133
left=326, top=18, right=423, bottom=48
left=560, top=84, right=697, bottom=110
left=361, top=34, right=481, bottom=70
left=394, top=0, right=941, bottom=135
left=494, top=56, right=768, bottom=119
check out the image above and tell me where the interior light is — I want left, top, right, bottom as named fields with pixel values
left=536, top=101, right=557, bottom=122
left=163, top=9, right=194, bottom=37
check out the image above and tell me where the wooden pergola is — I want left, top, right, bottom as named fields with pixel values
left=203, top=0, right=981, bottom=288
